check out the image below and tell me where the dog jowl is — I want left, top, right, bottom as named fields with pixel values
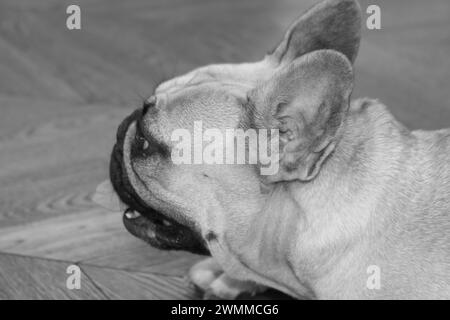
left=95, top=0, right=450, bottom=300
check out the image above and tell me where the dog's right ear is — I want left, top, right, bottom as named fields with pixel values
left=249, top=50, right=354, bottom=182
left=269, top=0, right=361, bottom=65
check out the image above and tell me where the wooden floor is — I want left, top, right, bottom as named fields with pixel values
left=0, top=0, right=449, bottom=299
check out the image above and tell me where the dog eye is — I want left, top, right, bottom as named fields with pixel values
left=132, top=125, right=169, bottom=158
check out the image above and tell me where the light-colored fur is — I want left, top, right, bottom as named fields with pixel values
left=205, top=97, right=450, bottom=299
left=100, top=0, right=450, bottom=299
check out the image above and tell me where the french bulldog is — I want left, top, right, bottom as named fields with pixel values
left=95, top=0, right=450, bottom=299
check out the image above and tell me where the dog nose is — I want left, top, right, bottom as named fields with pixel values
left=142, top=95, right=157, bottom=115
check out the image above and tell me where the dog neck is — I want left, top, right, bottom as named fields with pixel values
left=280, top=98, right=415, bottom=298
left=209, top=98, right=415, bottom=298
left=213, top=98, right=413, bottom=299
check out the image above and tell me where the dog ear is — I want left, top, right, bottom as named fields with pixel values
left=269, top=0, right=361, bottom=65
left=249, top=50, right=353, bottom=182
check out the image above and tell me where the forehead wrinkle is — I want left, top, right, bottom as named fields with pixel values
left=166, top=94, right=242, bottom=131
left=156, top=66, right=254, bottom=97
left=161, top=80, right=250, bottom=98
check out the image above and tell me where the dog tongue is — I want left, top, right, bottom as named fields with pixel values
left=93, top=180, right=126, bottom=212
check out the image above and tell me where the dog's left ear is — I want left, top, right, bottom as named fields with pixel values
left=269, top=0, right=362, bottom=65
left=250, top=50, right=353, bottom=182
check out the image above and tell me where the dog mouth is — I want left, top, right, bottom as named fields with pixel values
left=109, top=109, right=209, bottom=255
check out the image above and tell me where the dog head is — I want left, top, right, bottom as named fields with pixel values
left=95, top=0, right=361, bottom=255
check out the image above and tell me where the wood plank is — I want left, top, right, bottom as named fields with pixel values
left=0, top=209, right=131, bottom=261
left=82, top=245, right=202, bottom=277
left=0, top=104, right=128, bottom=228
left=80, top=264, right=200, bottom=300
left=0, top=253, right=107, bottom=300
left=0, top=0, right=298, bottom=106
left=0, top=209, right=202, bottom=276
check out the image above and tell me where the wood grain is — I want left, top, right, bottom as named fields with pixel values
left=80, top=264, right=200, bottom=300
left=0, top=208, right=202, bottom=276
left=0, top=253, right=107, bottom=300
left=1, top=0, right=449, bottom=299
